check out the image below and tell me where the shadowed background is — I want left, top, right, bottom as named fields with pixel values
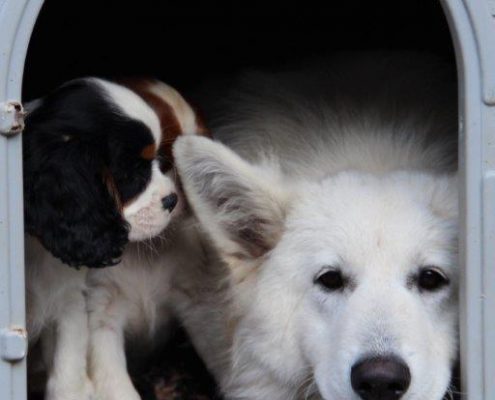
left=23, top=1, right=457, bottom=399
left=23, top=0, right=454, bottom=100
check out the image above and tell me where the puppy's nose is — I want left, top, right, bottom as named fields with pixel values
left=351, top=356, right=411, bottom=400
left=161, top=193, right=178, bottom=212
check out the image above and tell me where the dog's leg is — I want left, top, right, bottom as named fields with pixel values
left=88, top=287, right=141, bottom=400
left=222, top=365, right=303, bottom=400
left=43, top=291, right=94, bottom=400
left=224, top=380, right=299, bottom=400
left=225, top=380, right=299, bottom=400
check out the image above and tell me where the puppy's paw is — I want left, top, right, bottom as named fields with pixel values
left=45, top=375, right=95, bottom=400
left=93, top=381, right=141, bottom=400
left=94, top=390, right=141, bottom=400
left=95, top=394, right=141, bottom=400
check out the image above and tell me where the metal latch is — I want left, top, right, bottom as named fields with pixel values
left=0, top=101, right=26, bottom=137
left=0, top=327, right=27, bottom=362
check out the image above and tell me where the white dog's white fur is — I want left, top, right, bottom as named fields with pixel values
left=26, top=78, right=203, bottom=400
left=173, top=54, right=459, bottom=400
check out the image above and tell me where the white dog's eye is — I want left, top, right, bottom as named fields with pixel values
left=315, top=269, right=347, bottom=291
left=417, top=267, right=450, bottom=292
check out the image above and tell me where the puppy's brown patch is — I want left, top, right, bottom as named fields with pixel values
left=141, top=143, right=157, bottom=160
left=121, top=79, right=182, bottom=165
left=189, top=102, right=211, bottom=138
left=102, top=167, right=123, bottom=211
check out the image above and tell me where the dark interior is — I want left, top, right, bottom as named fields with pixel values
left=24, top=1, right=458, bottom=399
left=23, top=0, right=454, bottom=101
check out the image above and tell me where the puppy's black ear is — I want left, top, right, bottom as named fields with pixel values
left=23, top=81, right=129, bottom=268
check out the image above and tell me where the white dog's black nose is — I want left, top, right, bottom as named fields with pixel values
left=351, top=356, right=411, bottom=400
left=162, top=193, right=178, bottom=212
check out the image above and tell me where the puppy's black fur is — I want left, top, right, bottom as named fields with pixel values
left=23, top=79, right=154, bottom=268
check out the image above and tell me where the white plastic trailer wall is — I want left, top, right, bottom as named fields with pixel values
left=0, top=1, right=43, bottom=399
left=0, top=0, right=494, bottom=399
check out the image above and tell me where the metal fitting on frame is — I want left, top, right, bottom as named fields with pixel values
left=0, top=101, right=26, bottom=137
left=0, top=328, right=27, bottom=362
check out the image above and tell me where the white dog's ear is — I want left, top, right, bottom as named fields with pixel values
left=174, top=136, right=288, bottom=261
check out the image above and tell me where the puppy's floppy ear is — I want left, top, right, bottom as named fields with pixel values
left=23, top=83, right=129, bottom=268
left=174, top=136, right=288, bottom=262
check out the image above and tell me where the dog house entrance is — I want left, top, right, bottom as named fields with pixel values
left=1, top=0, right=494, bottom=399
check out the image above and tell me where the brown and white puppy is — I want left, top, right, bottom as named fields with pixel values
left=84, top=81, right=210, bottom=400
left=24, top=77, right=206, bottom=400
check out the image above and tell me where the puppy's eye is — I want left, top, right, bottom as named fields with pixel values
left=417, top=267, right=449, bottom=292
left=315, top=269, right=346, bottom=291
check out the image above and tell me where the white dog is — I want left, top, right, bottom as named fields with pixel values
left=173, top=53, right=459, bottom=400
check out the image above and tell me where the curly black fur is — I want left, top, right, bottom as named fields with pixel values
left=22, top=79, right=152, bottom=268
